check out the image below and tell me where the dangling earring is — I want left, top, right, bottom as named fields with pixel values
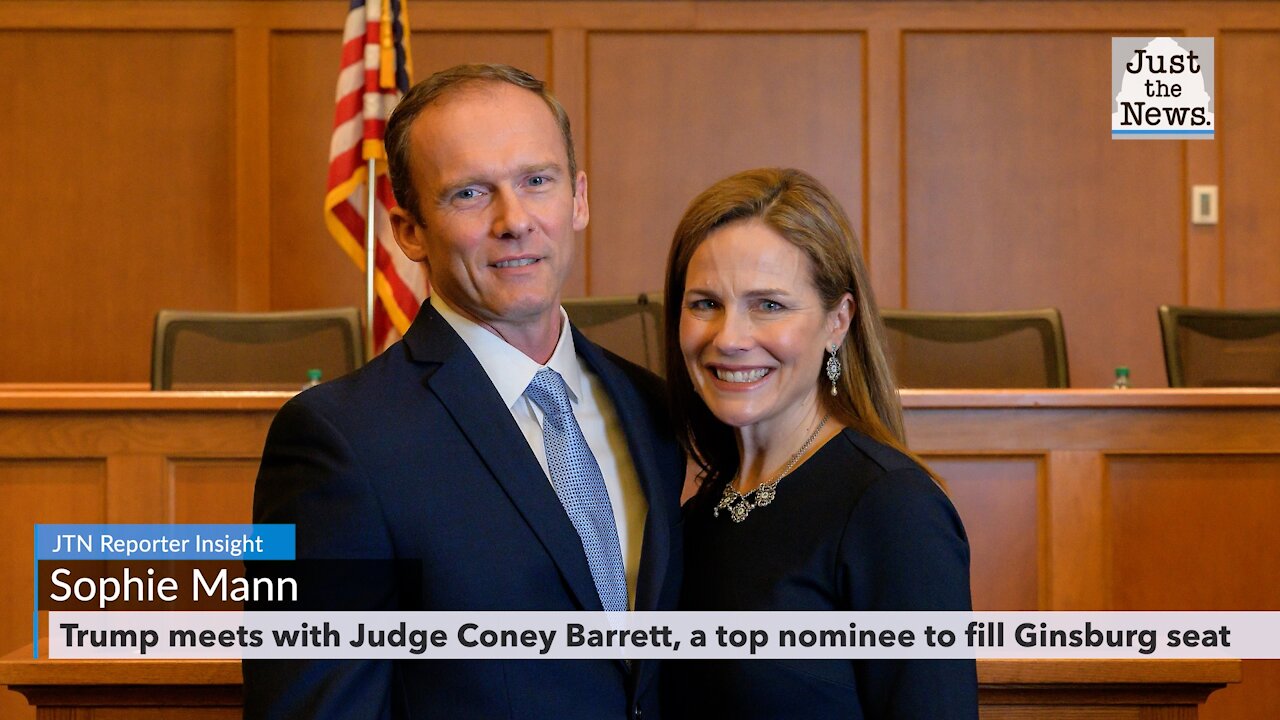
left=825, top=343, right=841, bottom=396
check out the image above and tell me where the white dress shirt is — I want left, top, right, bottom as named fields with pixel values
left=431, top=295, right=648, bottom=608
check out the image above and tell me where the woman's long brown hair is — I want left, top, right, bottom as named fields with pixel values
left=664, top=168, right=927, bottom=503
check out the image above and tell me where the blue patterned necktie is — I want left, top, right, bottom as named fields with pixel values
left=525, top=368, right=629, bottom=612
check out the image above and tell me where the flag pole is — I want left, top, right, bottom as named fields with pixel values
left=365, top=157, right=377, bottom=361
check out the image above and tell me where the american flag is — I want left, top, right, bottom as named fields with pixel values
left=323, top=0, right=427, bottom=353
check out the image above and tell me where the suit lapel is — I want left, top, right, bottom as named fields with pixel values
left=403, top=306, right=605, bottom=613
left=403, top=308, right=677, bottom=694
left=573, top=329, right=675, bottom=614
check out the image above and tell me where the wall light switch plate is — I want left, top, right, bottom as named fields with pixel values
left=1192, top=185, right=1218, bottom=225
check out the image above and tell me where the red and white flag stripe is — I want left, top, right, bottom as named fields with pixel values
left=323, top=0, right=426, bottom=354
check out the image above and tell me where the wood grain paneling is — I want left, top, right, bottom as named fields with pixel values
left=586, top=32, right=864, bottom=295
left=0, top=460, right=105, bottom=720
left=0, top=655, right=1241, bottom=720
left=907, top=405, right=1280, bottom=455
left=0, top=413, right=274, bottom=457
left=0, top=389, right=1273, bottom=718
left=1110, top=455, right=1280, bottom=609
left=1205, top=661, right=1280, bottom=720
left=268, top=30, right=549, bottom=313
left=235, top=28, right=273, bottom=312
left=904, top=32, right=1182, bottom=388
left=1109, top=454, right=1280, bottom=720
left=81, top=710, right=234, bottom=720
left=1045, top=451, right=1108, bottom=610
left=3, top=3, right=1277, bottom=387
left=0, top=30, right=236, bottom=383
left=0, top=395, right=278, bottom=718
left=1, top=2, right=1277, bottom=389
left=106, top=455, right=167, bottom=522
left=170, top=459, right=258, bottom=524
left=925, top=455, right=1041, bottom=611
left=269, top=29, right=374, bottom=315
left=1221, top=32, right=1280, bottom=308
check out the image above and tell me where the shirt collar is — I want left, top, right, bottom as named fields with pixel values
left=430, top=295, right=583, bottom=409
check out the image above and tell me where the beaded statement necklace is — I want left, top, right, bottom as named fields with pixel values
left=713, top=414, right=830, bottom=523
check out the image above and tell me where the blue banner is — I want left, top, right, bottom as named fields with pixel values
left=36, top=524, right=295, bottom=560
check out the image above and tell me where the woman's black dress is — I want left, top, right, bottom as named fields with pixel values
left=667, top=428, right=978, bottom=719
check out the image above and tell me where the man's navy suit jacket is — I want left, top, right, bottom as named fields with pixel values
left=244, top=304, right=685, bottom=719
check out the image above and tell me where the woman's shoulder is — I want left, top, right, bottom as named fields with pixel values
left=826, top=428, right=962, bottom=537
left=831, top=432, right=972, bottom=611
left=834, top=427, right=923, bottom=475
left=821, top=428, right=936, bottom=497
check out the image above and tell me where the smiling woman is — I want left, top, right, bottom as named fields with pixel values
left=678, top=218, right=849, bottom=451
left=662, top=168, right=978, bottom=720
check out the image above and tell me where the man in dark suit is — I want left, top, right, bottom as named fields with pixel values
left=244, top=64, right=684, bottom=719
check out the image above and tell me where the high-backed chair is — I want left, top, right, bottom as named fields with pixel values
left=881, top=308, right=1070, bottom=388
left=1158, top=305, right=1280, bottom=387
left=562, top=294, right=664, bottom=375
left=151, top=308, right=364, bottom=390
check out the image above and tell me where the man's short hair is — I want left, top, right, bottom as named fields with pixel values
left=384, top=64, right=577, bottom=222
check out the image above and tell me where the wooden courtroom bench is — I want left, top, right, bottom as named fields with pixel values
left=0, top=649, right=1241, bottom=719
left=0, top=387, right=1277, bottom=719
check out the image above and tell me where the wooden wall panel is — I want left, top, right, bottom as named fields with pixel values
left=3, top=3, right=1277, bottom=386
left=268, top=30, right=367, bottom=314
left=1109, top=455, right=1280, bottom=609
left=904, top=32, right=1182, bottom=388
left=1043, top=451, right=1109, bottom=610
left=268, top=31, right=550, bottom=313
left=170, top=459, right=258, bottom=524
left=408, top=32, right=550, bottom=81
left=1, top=391, right=1275, bottom=717
left=1, top=2, right=1277, bottom=386
left=924, top=456, right=1041, bottom=611
left=0, top=460, right=106, bottom=720
left=0, top=30, right=236, bottom=383
left=1221, top=32, right=1280, bottom=308
left=1109, top=454, right=1280, bottom=720
left=586, top=32, right=865, bottom=296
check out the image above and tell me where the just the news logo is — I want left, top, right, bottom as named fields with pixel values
left=1112, top=37, right=1214, bottom=140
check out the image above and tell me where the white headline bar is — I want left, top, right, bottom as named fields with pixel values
left=47, top=611, right=1279, bottom=660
